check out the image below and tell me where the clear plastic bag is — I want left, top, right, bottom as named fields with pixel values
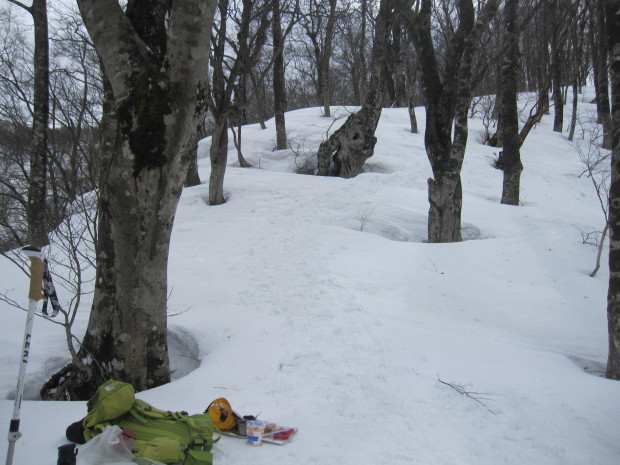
left=76, top=425, right=164, bottom=465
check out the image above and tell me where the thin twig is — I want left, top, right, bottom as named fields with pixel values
left=438, top=375, right=496, bottom=415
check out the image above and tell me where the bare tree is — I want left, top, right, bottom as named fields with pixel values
left=315, top=0, right=394, bottom=178
left=273, top=0, right=289, bottom=149
left=208, top=0, right=271, bottom=205
left=299, top=0, right=339, bottom=116
left=41, top=0, right=217, bottom=400
left=593, top=0, right=612, bottom=149
left=518, top=0, right=585, bottom=146
left=499, top=0, right=522, bottom=205
left=604, top=0, right=620, bottom=380
left=6, top=0, right=49, bottom=248
left=397, top=0, right=500, bottom=243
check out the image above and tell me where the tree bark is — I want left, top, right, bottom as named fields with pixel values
left=209, top=115, right=230, bottom=206
left=500, top=0, right=523, bottom=206
left=42, top=0, right=217, bottom=399
left=184, top=133, right=202, bottom=187
left=393, top=20, right=408, bottom=107
left=605, top=0, right=620, bottom=380
left=273, top=0, right=288, bottom=150
left=408, top=94, right=418, bottom=134
left=316, top=0, right=393, bottom=178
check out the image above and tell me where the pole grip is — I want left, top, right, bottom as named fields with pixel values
left=22, top=247, right=44, bottom=302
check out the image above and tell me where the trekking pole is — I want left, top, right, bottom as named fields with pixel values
left=5, top=246, right=45, bottom=465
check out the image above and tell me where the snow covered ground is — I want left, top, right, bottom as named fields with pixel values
left=1, top=88, right=619, bottom=464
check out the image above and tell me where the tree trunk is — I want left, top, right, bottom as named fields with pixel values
left=41, top=0, right=217, bottom=399
left=408, top=94, right=419, bottom=134
left=568, top=81, right=579, bottom=141
left=209, top=116, right=229, bottom=205
left=27, top=0, right=50, bottom=248
left=273, top=0, right=288, bottom=150
left=605, top=0, right=620, bottom=380
left=393, top=21, right=408, bottom=107
left=399, top=0, right=499, bottom=243
left=518, top=0, right=580, bottom=146
left=427, top=175, right=463, bottom=243
left=316, top=0, right=393, bottom=178
left=208, top=0, right=269, bottom=204
left=321, top=0, right=337, bottom=117
left=595, top=0, right=612, bottom=149
left=500, top=0, right=523, bottom=206
left=358, top=0, right=369, bottom=104
left=184, top=134, right=202, bottom=188
left=552, top=66, right=564, bottom=132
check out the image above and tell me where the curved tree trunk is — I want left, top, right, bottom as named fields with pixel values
left=41, top=0, right=217, bottom=399
left=316, top=0, right=393, bottom=177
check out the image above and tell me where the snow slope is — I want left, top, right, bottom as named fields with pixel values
left=0, top=89, right=618, bottom=465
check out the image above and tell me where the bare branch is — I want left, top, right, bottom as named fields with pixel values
left=438, top=375, right=496, bottom=415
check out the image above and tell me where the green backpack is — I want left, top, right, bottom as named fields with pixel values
left=82, top=380, right=217, bottom=465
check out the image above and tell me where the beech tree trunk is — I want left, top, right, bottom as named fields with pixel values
left=398, top=0, right=499, bottom=243
left=316, top=0, right=393, bottom=178
left=500, top=0, right=523, bottom=206
left=605, top=0, right=620, bottom=380
left=41, top=0, right=217, bottom=400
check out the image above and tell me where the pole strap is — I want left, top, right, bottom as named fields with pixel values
left=41, top=259, right=62, bottom=318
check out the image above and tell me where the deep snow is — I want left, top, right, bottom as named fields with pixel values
left=0, top=88, right=619, bottom=465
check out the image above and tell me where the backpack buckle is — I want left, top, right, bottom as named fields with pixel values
left=191, top=438, right=206, bottom=451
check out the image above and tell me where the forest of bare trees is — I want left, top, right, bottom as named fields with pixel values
left=0, top=0, right=618, bottom=397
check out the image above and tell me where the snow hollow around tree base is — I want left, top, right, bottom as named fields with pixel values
left=3, top=326, right=201, bottom=401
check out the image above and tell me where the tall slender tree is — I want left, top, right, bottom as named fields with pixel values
left=208, top=0, right=271, bottom=206
left=300, top=0, right=339, bottom=116
left=594, top=0, right=612, bottom=149
left=273, top=0, right=288, bottom=150
left=7, top=0, right=49, bottom=248
left=499, top=0, right=522, bottom=205
left=605, top=0, right=620, bottom=380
